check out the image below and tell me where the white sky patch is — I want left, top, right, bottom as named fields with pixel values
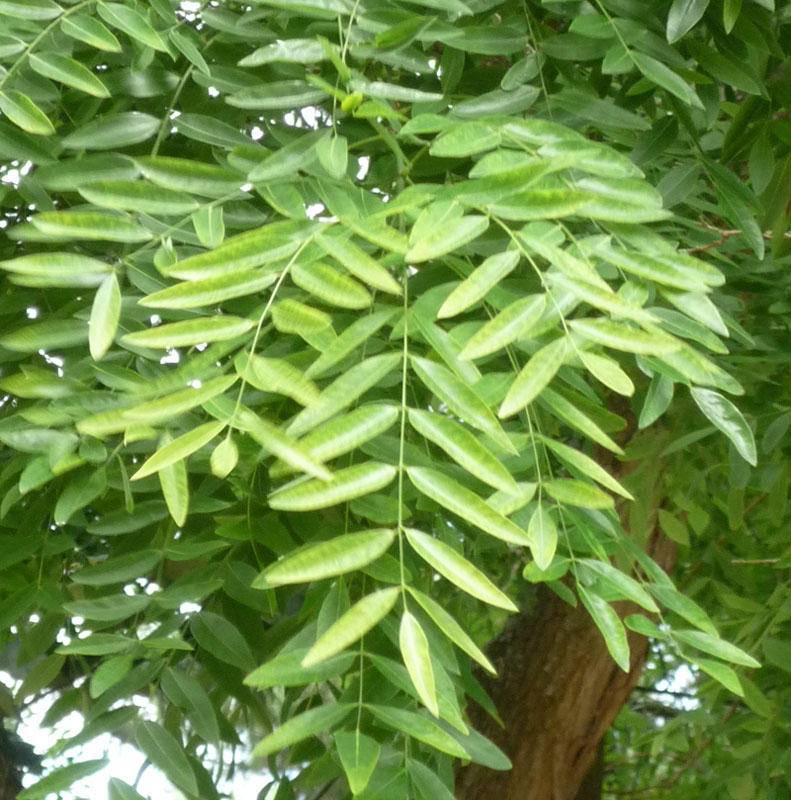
left=356, top=156, right=371, bottom=180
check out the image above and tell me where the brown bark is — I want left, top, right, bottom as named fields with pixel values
left=456, top=531, right=675, bottom=800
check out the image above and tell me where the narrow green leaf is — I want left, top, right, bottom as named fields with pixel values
left=579, top=587, right=631, bottom=672
left=460, top=294, right=546, bottom=360
left=527, top=505, right=558, bottom=571
left=400, top=611, right=438, bottom=716
left=236, top=352, right=319, bottom=406
left=131, top=421, right=225, bottom=480
left=222, top=404, right=332, bottom=480
left=406, top=205, right=489, bottom=263
left=63, top=594, right=149, bottom=623
left=270, top=404, right=398, bottom=479
left=335, top=731, right=380, bottom=796
left=0, top=0, right=61, bottom=20
left=631, top=51, right=702, bottom=108
left=429, top=121, right=501, bottom=158
left=31, top=211, right=151, bottom=243
left=690, top=387, right=756, bottom=465
left=210, top=436, right=238, bottom=478
left=72, top=550, right=161, bottom=586
left=649, top=584, right=717, bottom=634
left=499, top=338, right=568, bottom=419
left=666, top=0, right=709, bottom=42
left=135, top=721, right=198, bottom=795
left=62, top=112, right=159, bottom=150
left=288, top=353, right=401, bottom=437
left=269, top=463, right=396, bottom=511
left=437, top=250, right=520, bottom=319
left=302, top=588, right=400, bottom=667
left=408, top=587, right=496, bottom=675
left=579, top=351, right=634, bottom=397
left=673, top=630, right=760, bottom=668
left=135, top=156, right=243, bottom=197
left=544, top=478, right=614, bottom=509
left=244, top=649, right=355, bottom=689
left=89, top=273, right=121, bottom=361
left=157, top=432, right=189, bottom=526
left=61, top=13, right=121, bottom=51
left=121, top=316, right=253, bottom=349
left=191, top=205, right=225, bottom=249
left=162, top=668, right=219, bottom=743
left=97, top=1, right=168, bottom=51
left=305, top=309, right=398, bottom=379
left=579, top=559, right=659, bottom=612
left=694, top=657, right=744, bottom=696
left=316, top=230, right=402, bottom=295
left=18, top=761, right=107, bottom=800
left=252, top=704, right=353, bottom=758
left=141, top=271, right=277, bottom=310
left=29, top=53, right=109, bottom=98
left=292, top=260, right=372, bottom=309
left=408, top=759, right=455, bottom=800
left=367, top=705, right=469, bottom=759
left=254, top=528, right=395, bottom=588
left=407, top=466, right=532, bottom=547
left=169, top=28, right=210, bottom=75
left=191, top=612, right=256, bottom=671
left=316, top=133, right=348, bottom=179
left=79, top=180, right=198, bottom=215
left=405, top=528, right=516, bottom=611
left=121, top=375, right=237, bottom=426
left=0, top=252, right=110, bottom=289
left=411, top=356, right=515, bottom=453
left=408, top=409, right=517, bottom=493
left=227, top=80, right=327, bottom=110
left=0, top=91, right=54, bottom=135
left=569, top=319, right=680, bottom=355
left=540, top=436, right=633, bottom=499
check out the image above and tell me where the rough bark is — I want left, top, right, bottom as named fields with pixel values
left=456, top=531, right=675, bottom=800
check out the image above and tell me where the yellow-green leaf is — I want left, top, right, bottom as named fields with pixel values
left=89, top=273, right=121, bottom=361
left=499, top=338, right=568, bottom=419
left=0, top=91, right=54, bottom=135
left=408, top=588, right=496, bottom=675
left=527, top=505, right=557, bottom=571
left=235, top=352, right=319, bottom=406
left=407, top=467, right=531, bottom=547
left=460, top=295, right=546, bottom=360
left=121, top=317, right=253, bottom=349
left=408, top=409, right=517, bottom=493
left=400, top=611, right=438, bottom=716
left=302, top=588, right=400, bottom=667
left=317, top=230, right=402, bottom=295
left=131, top=421, right=225, bottom=480
left=157, top=433, right=189, bottom=527
left=254, top=528, right=395, bottom=588
left=269, top=463, right=396, bottom=511
left=405, top=528, right=517, bottom=611
left=29, top=53, right=110, bottom=97
left=437, top=250, right=520, bottom=319
left=140, top=270, right=277, bottom=310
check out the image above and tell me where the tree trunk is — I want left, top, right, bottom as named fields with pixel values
left=456, top=531, right=675, bottom=800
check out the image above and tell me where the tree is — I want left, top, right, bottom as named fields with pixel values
left=0, top=1, right=788, bottom=799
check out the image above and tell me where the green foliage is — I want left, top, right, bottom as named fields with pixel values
left=0, top=0, right=788, bottom=799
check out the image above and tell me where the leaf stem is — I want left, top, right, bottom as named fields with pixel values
left=396, top=267, right=410, bottom=604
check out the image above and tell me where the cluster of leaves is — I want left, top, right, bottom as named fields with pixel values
left=0, top=0, right=788, bottom=798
